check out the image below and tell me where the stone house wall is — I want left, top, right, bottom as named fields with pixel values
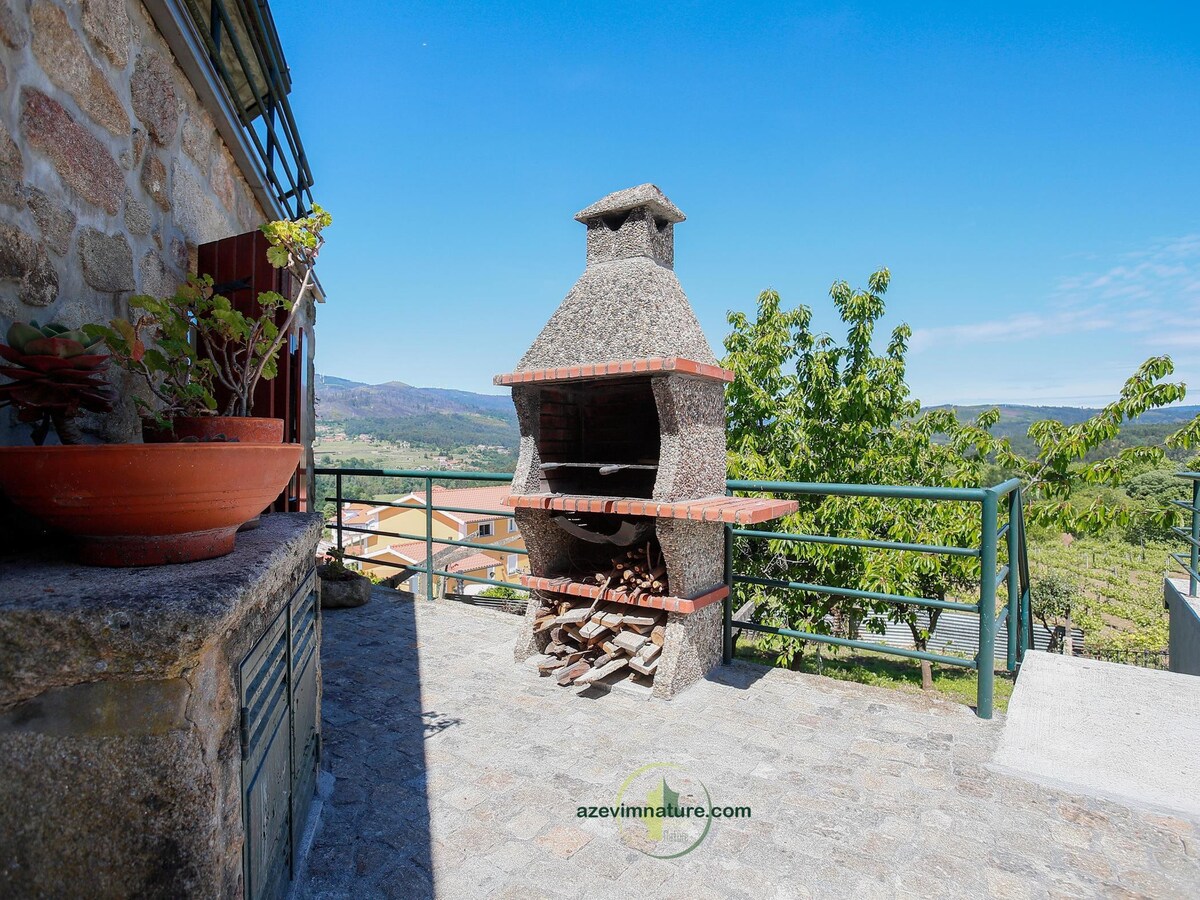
left=0, top=0, right=269, bottom=444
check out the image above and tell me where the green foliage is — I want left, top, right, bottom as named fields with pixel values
left=196, top=205, right=332, bottom=417
left=1029, top=535, right=1169, bottom=652
left=722, top=270, right=1188, bottom=672
left=0, top=321, right=114, bottom=445
left=337, top=414, right=518, bottom=454
left=992, top=357, right=1188, bottom=534
left=87, top=288, right=218, bottom=427
left=88, top=203, right=331, bottom=423
left=478, top=586, right=521, bottom=599
left=723, top=273, right=992, bottom=668
left=1029, top=571, right=1077, bottom=652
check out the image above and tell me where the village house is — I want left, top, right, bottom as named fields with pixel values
left=333, top=483, right=527, bottom=594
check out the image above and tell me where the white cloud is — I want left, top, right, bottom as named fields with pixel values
left=910, top=233, right=1200, bottom=354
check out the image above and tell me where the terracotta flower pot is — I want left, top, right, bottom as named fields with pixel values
left=0, top=443, right=301, bottom=566
left=142, top=416, right=285, bottom=444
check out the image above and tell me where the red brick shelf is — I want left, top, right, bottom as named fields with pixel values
left=504, top=493, right=798, bottom=525
left=493, top=356, right=734, bottom=386
left=520, top=574, right=729, bottom=615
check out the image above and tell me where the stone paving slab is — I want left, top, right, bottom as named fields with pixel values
left=297, top=592, right=1200, bottom=899
left=994, top=651, right=1200, bottom=819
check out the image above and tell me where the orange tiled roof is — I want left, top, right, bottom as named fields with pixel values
left=407, top=484, right=513, bottom=523
left=447, top=552, right=500, bottom=574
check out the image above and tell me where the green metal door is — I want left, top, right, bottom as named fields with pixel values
left=240, top=571, right=318, bottom=900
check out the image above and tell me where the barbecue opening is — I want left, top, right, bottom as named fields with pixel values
left=536, top=377, right=661, bottom=498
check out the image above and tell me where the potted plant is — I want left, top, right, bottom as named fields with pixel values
left=0, top=321, right=301, bottom=566
left=0, top=322, right=115, bottom=444
left=317, top=548, right=373, bottom=609
left=93, top=204, right=332, bottom=443
left=87, top=289, right=222, bottom=438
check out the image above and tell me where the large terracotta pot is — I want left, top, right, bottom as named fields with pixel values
left=142, top=416, right=285, bottom=444
left=0, top=443, right=301, bottom=566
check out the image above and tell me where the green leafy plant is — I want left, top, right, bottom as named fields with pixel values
left=0, top=321, right=114, bottom=445
left=198, top=204, right=332, bottom=416
left=319, top=546, right=363, bottom=582
left=89, top=205, right=331, bottom=424
left=991, top=356, right=1189, bottom=534
left=86, top=291, right=218, bottom=429
left=1030, top=572, right=1079, bottom=654
left=723, top=272, right=991, bottom=689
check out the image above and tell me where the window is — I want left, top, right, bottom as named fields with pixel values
left=507, top=554, right=519, bottom=574
left=477, top=522, right=493, bottom=537
left=507, top=518, right=518, bottom=533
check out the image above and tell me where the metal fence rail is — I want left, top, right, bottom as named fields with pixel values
left=722, top=478, right=1032, bottom=719
left=316, top=468, right=1034, bottom=719
left=1170, top=471, right=1200, bottom=595
left=317, top=468, right=528, bottom=597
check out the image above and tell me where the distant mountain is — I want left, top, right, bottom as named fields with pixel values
left=316, top=375, right=517, bottom=449
left=925, top=404, right=1200, bottom=431
left=317, top=375, right=369, bottom=390
left=316, top=376, right=1200, bottom=457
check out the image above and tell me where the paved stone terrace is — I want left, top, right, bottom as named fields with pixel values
left=298, top=591, right=1199, bottom=899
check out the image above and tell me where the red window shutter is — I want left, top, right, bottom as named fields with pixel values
left=198, top=231, right=311, bottom=512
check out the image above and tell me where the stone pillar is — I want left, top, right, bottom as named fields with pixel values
left=0, top=514, right=321, bottom=898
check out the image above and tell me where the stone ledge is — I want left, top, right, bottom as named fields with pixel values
left=0, top=512, right=321, bottom=709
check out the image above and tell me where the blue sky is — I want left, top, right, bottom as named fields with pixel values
left=274, top=1, right=1199, bottom=406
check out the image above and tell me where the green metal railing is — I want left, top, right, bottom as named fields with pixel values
left=317, top=468, right=1033, bottom=718
left=1169, top=471, right=1200, bottom=595
left=723, top=478, right=1033, bottom=719
left=316, top=468, right=529, bottom=598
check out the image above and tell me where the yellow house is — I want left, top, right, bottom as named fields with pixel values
left=330, top=485, right=528, bottom=595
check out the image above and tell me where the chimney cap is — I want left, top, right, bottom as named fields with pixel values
left=574, top=183, right=686, bottom=225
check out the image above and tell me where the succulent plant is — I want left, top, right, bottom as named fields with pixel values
left=0, top=321, right=115, bottom=445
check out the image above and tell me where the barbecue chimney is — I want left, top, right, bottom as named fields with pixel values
left=496, top=185, right=796, bottom=698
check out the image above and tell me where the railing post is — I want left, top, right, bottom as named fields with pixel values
left=977, top=489, right=998, bottom=719
left=723, top=523, right=733, bottom=665
left=1006, top=489, right=1019, bottom=673
left=334, top=473, right=343, bottom=554
left=1190, top=478, right=1199, bottom=597
left=425, top=476, right=435, bottom=602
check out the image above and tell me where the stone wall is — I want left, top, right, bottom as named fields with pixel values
left=0, top=0, right=268, bottom=445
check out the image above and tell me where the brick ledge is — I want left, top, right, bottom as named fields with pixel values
left=504, top=493, right=798, bottom=525
left=493, top=357, right=734, bottom=386
left=520, top=575, right=728, bottom=615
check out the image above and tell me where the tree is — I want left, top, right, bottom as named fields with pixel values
left=722, top=270, right=1193, bottom=691
left=723, top=271, right=992, bottom=689
left=1123, top=468, right=1190, bottom=544
left=1030, top=572, right=1078, bottom=654
left=992, top=357, right=1188, bottom=535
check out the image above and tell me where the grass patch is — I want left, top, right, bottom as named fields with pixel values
left=734, top=635, right=1014, bottom=714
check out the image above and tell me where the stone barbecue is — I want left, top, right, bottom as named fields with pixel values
left=497, top=185, right=796, bottom=698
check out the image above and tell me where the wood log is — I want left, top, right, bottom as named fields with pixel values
left=556, top=660, right=591, bottom=685
left=628, top=656, right=659, bottom=676
left=555, top=607, right=592, bottom=625
left=613, top=631, right=648, bottom=655
left=651, top=624, right=665, bottom=646
left=578, top=620, right=608, bottom=640
left=622, top=612, right=659, bottom=626
left=638, top=643, right=662, bottom=663
left=575, top=657, right=628, bottom=686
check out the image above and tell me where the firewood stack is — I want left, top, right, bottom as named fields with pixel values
left=591, top=542, right=668, bottom=601
left=527, top=596, right=667, bottom=688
